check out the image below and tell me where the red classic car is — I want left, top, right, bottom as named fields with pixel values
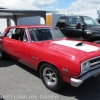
left=0, top=25, right=100, bottom=91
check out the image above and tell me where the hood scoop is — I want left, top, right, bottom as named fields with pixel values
left=52, top=40, right=99, bottom=52
left=75, top=42, right=83, bottom=46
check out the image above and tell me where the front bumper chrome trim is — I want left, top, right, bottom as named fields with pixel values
left=71, top=67, right=100, bottom=87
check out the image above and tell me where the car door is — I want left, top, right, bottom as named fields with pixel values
left=5, top=28, right=30, bottom=66
left=18, top=28, right=30, bottom=66
left=3, top=28, right=16, bottom=55
left=28, top=28, right=46, bottom=70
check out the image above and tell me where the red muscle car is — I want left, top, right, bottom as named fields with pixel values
left=0, top=25, right=100, bottom=91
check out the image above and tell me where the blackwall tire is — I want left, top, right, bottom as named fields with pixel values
left=39, top=63, right=64, bottom=91
left=0, top=49, right=6, bottom=60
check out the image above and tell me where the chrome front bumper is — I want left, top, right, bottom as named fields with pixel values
left=71, top=68, right=100, bottom=87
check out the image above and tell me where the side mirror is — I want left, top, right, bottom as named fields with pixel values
left=76, top=23, right=82, bottom=29
left=98, top=19, right=100, bottom=24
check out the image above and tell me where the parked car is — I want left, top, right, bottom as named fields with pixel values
left=0, top=25, right=100, bottom=91
left=56, top=15, right=100, bottom=43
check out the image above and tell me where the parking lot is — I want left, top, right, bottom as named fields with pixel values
left=0, top=58, right=100, bottom=100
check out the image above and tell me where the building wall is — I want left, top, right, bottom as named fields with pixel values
left=46, top=14, right=52, bottom=25
left=17, top=16, right=40, bottom=25
left=46, top=13, right=66, bottom=26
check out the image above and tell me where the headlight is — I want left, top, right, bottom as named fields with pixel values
left=81, top=61, right=90, bottom=75
left=86, top=31, right=92, bottom=34
left=85, top=30, right=92, bottom=34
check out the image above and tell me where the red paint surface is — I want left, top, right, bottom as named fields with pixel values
left=0, top=25, right=100, bottom=84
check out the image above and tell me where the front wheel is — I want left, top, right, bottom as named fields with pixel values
left=39, top=63, right=64, bottom=91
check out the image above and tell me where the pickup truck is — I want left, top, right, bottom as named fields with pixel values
left=96, top=18, right=100, bottom=24
left=0, top=25, right=100, bottom=91
left=56, top=15, right=100, bottom=43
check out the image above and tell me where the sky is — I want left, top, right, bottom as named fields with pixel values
left=0, top=0, right=100, bottom=11
left=0, top=0, right=100, bottom=32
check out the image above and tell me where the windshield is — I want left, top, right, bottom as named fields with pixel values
left=29, top=28, right=65, bottom=41
left=82, top=16, right=100, bottom=27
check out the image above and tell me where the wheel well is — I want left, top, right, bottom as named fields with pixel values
left=37, top=61, right=60, bottom=73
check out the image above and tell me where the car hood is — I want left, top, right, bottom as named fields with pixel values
left=32, top=39, right=100, bottom=62
left=86, top=26, right=100, bottom=33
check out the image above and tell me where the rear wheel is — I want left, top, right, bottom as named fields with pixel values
left=0, top=49, right=6, bottom=59
left=39, top=63, right=64, bottom=91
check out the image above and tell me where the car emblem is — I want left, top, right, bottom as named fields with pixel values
left=62, top=67, right=68, bottom=72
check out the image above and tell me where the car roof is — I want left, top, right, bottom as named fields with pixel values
left=7, top=25, right=56, bottom=29
left=59, top=15, right=89, bottom=18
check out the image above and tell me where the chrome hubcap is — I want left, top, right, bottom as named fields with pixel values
left=43, top=68, right=57, bottom=86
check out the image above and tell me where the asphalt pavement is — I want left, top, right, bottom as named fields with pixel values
left=0, top=58, right=100, bottom=100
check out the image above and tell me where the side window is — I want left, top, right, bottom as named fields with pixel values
left=57, top=22, right=66, bottom=28
left=68, top=17, right=82, bottom=26
left=28, top=29, right=35, bottom=41
left=16, top=28, right=28, bottom=42
left=6, top=28, right=15, bottom=38
left=6, top=28, right=28, bottom=42
left=13, top=28, right=22, bottom=40
left=22, top=30, right=28, bottom=42
left=56, top=17, right=66, bottom=28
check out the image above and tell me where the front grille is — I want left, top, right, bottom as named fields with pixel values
left=90, top=57, right=100, bottom=64
left=89, top=57, right=100, bottom=70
